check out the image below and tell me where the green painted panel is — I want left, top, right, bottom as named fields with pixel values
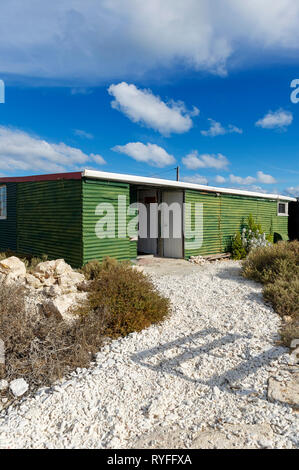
left=256, top=198, right=276, bottom=236
left=273, top=213, right=289, bottom=241
left=129, top=186, right=138, bottom=259
left=0, top=183, right=17, bottom=251
left=17, top=180, right=82, bottom=267
left=82, top=179, right=131, bottom=264
left=185, top=190, right=290, bottom=258
left=221, top=195, right=289, bottom=249
left=185, top=190, right=221, bottom=258
left=221, top=194, right=259, bottom=252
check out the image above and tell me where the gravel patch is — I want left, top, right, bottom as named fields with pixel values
left=0, top=260, right=298, bottom=449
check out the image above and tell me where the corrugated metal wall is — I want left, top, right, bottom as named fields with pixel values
left=273, top=214, right=289, bottom=241
left=221, top=194, right=258, bottom=252
left=185, top=190, right=222, bottom=257
left=129, top=186, right=138, bottom=259
left=0, top=183, right=17, bottom=251
left=82, top=178, right=131, bottom=264
left=256, top=198, right=276, bottom=236
left=185, top=190, right=290, bottom=258
left=17, top=180, right=83, bottom=267
left=0, top=177, right=291, bottom=266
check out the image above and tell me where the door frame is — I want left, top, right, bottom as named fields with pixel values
left=161, top=189, right=184, bottom=259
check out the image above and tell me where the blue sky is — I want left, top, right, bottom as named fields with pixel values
left=0, top=1, right=298, bottom=196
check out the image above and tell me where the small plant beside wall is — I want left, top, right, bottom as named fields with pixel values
left=232, top=214, right=272, bottom=260
left=231, top=232, right=247, bottom=260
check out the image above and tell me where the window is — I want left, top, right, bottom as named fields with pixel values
left=0, top=186, right=7, bottom=219
left=277, top=201, right=288, bottom=216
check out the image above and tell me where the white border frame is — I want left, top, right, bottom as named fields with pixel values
left=277, top=201, right=288, bottom=216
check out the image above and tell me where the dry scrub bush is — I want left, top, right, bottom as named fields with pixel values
left=280, top=322, right=299, bottom=347
left=242, top=240, right=299, bottom=346
left=80, top=256, right=122, bottom=280
left=0, top=285, right=106, bottom=390
left=263, top=277, right=299, bottom=318
left=78, top=258, right=170, bottom=338
left=0, top=257, right=170, bottom=393
left=242, top=240, right=299, bottom=284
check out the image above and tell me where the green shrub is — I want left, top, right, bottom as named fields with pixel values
left=77, top=258, right=170, bottom=338
left=232, top=232, right=247, bottom=260
left=247, top=213, right=262, bottom=233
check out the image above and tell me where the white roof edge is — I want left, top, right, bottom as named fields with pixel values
left=83, top=169, right=297, bottom=202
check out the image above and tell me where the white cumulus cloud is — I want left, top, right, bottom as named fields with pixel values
left=112, top=142, right=175, bottom=167
left=182, top=175, right=208, bottom=185
left=0, top=126, right=105, bottom=174
left=247, top=185, right=271, bottom=194
left=255, top=109, right=293, bottom=130
left=229, top=171, right=276, bottom=186
left=256, top=171, right=277, bottom=184
left=2, top=2, right=299, bottom=82
left=182, top=151, right=229, bottom=170
left=108, top=82, right=198, bottom=135
left=229, top=174, right=257, bottom=185
left=201, top=119, right=242, bottom=137
left=215, top=175, right=226, bottom=183
left=285, top=185, right=299, bottom=197
left=90, top=153, right=106, bottom=165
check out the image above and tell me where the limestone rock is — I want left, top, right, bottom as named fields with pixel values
left=41, top=276, right=56, bottom=287
left=131, top=423, right=275, bottom=450
left=25, top=273, right=42, bottom=289
left=41, top=293, right=87, bottom=323
left=33, top=259, right=84, bottom=288
left=268, top=373, right=299, bottom=409
left=9, top=378, right=29, bottom=397
left=57, top=271, right=85, bottom=288
left=42, top=285, right=63, bottom=297
left=55, top=259, right=71, bottom=276
left=3, top=273, right=24, bottom=286
left=0, top=257, right=26, bottom=279
left=190, top=423, right=275, bottom=449
left=33, top=260, right=57, bottom=279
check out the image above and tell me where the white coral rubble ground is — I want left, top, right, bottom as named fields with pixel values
left=0, top=260, right=298, bottom=449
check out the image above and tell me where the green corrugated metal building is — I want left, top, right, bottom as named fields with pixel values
left=0, top=170, right=296, bottom=267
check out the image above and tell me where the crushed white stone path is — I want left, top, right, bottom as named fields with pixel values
left=0, top=260, right=298, bottom=449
